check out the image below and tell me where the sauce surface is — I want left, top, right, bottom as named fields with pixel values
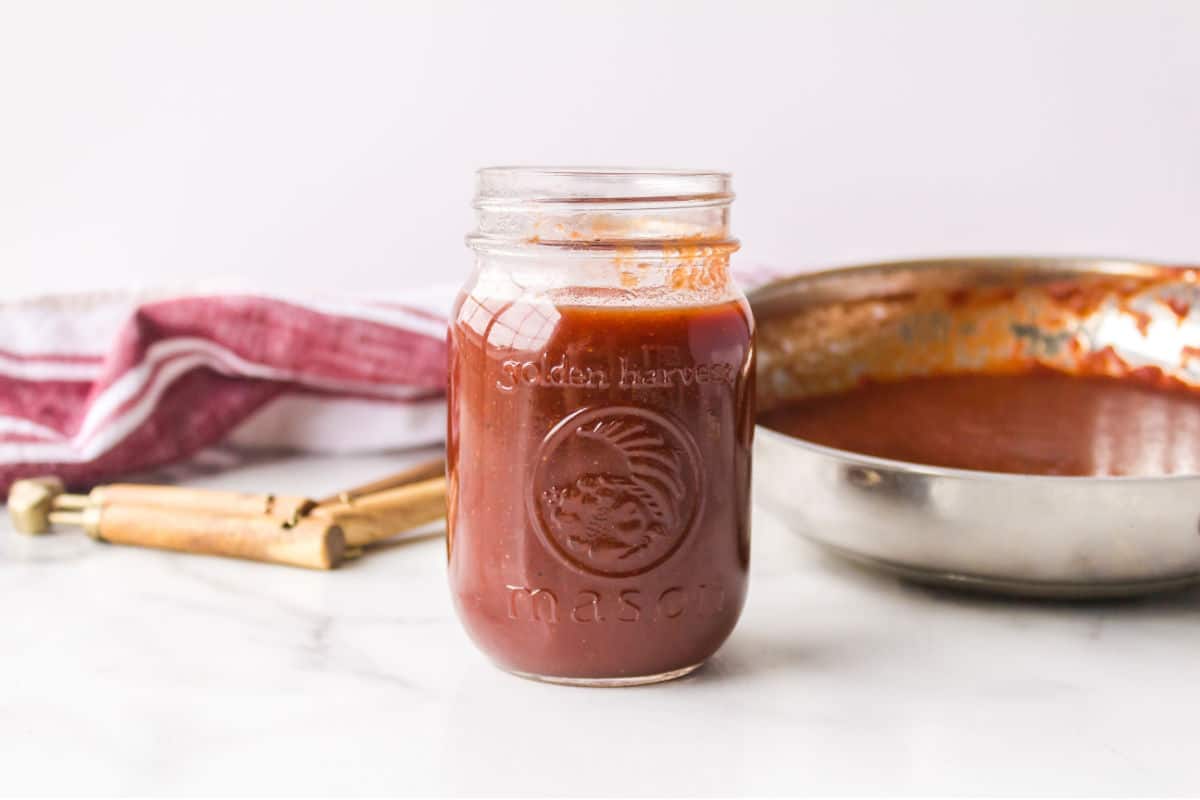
left=448, top=295, right=754, bottom=680
left=760, top=372, right=1200, bottom=476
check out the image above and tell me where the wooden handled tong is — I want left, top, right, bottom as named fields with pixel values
left=6, top=458, right=446, bottom=570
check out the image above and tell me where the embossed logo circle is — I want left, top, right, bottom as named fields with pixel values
left=529, top=406, right=704, bottom=578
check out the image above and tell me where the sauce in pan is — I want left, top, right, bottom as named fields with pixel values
left=759, top=372, right=1200, bottom=477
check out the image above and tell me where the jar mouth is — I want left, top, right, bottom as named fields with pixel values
left=474, top=166, right=734, bottom=210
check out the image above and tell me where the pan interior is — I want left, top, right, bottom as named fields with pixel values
left=753, top=258, right=1200, bottom=477
left=755, top=258, right=1200, bottom=413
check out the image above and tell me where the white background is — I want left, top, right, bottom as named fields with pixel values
left=2, top=0, right=1199, bottom=300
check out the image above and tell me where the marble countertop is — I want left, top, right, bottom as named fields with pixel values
left=3, top=451, right=1200, bottom=796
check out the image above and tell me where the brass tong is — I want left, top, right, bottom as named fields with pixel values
left=6, top=458, right=447, bottom=570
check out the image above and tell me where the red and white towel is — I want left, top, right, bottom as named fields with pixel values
left=0, top=288, right=455, bottom=495
left=1, top=268, right=781, bottom=497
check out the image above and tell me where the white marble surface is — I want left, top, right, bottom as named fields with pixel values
left=3, top=451, right=1200, bottom=796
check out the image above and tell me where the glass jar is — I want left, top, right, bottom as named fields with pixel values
left=447, top=167, right=754, bottom=686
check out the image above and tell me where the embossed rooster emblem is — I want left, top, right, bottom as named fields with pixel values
left=540, top=418, right=687, bottom=566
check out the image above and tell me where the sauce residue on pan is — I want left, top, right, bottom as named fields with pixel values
left=760, top=372, right=1200, bottom=477
left=755, top=267, right=1200, bottom=477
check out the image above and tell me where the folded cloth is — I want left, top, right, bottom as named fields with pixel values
left=1, top=268, right=780, bottom=497
left=0, top=288, right=455, bottom=495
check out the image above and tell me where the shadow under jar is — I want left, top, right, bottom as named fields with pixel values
left=447, top=167, right=755, bottom=686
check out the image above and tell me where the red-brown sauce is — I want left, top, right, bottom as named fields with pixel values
left=760, top=373, right=1200, bottom=477
left=447, top=295, right=754, bottom=680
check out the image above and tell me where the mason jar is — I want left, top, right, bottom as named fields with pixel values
left=447, top=167, right=754, bottom=686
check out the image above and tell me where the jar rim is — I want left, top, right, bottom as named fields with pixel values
left=475, top=166, right=733, bottom=209
left=478, top=165, right=731, bottom=177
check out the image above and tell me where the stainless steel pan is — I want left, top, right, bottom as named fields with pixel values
left=750, top=256, right=1200, bottom=598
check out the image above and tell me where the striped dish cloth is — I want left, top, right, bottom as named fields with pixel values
left=0, top=288, right=455, bottom=496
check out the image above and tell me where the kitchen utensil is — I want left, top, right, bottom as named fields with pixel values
left=750, top=256, right=1200, bottom=598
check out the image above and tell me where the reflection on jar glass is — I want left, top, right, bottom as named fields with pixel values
left=447, top=167, right=754, bottom=686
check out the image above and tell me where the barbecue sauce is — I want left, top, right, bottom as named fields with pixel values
left=447, top=294, right=754, bottom=681
left=760, top=372, right=1200, bottom=477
